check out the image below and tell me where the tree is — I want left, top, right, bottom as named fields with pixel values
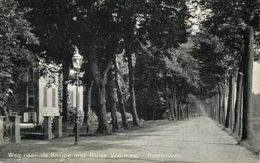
left=134, top=40, right=200, bottom=120
left=107, top=66, right=119, bottom=130
left=116, top=0, right=141, bottom=126
left=26, top=0, right=123, bottom=134
left=225, top=75, right=234, bottom=128
left=72, top=0, right=124, bottom=134
left=0, top=0, right=38, bottom=115
left=233, top=71, right=243, bottom=134
left=21, top=0, right=77, bottom=123
left=132, top=0, right=193, bottom=121
left=195, top=0, right=259, bottom=142
left=83, top=79, right=93, bottom=133
left=114, top=57, right=128, bottom=129
left=241, top=25, right=255, bottom=141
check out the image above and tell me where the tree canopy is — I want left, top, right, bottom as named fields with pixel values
left=0, top=0, right=38, bottom=107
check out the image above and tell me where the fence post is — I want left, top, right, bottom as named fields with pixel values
left=9, top=116, right=21, bottom=143
left=54, top=116, right=62, bottom=138
left=43, top=116, right=53, bottom=140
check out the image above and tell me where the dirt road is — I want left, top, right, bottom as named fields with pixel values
left=0, top=117, right=258, bottom=163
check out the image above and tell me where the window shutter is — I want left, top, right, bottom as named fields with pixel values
left=33, top=112, right=37, bottom=122
left=23, top=113, right=28, bottom=122
left=52, top=88, right=56, bottom=107
left=43, top=87, right=48, bottom=107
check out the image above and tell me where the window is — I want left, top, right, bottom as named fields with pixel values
left=25, top=68, right=34, bottom=81
left=26, top=86, right=35, bottom=108
left=52, top=88, right=56, bottom=107
left=43, top=87, right=48, bottom=107
left=28, top=112, right=36, bottom=123
left=10, top=112, right=18, bottom=116
left=23, top=112, right=28, bottom=122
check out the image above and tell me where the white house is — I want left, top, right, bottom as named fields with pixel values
left=9, top=63, right=83, bottom=124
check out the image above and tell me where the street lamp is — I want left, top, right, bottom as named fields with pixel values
left=72, top=46, right=83, bottom=145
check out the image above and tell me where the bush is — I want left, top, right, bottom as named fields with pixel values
left=106, top=111, right=133, bottom=123
left=67, top=107, right=84, bottom=126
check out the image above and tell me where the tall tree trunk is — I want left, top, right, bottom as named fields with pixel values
left=107, top=68, right=119, bottom=130
left=181, top=105, right=184, bottom=120
left=181, top=104, right=185, bottom=119
left=178, top=104, right=181, bottom=120
left=222, top=79, right=226, bottom=126
left=126, top=52, right=139, bottom=126
left=183, top=105, right=186, bottom=119
left=173, top=87, right=177, bottom=121
left=241, top=26, right=254, bottom=141
left=177, top=89, right=183, bottom=120
left=238, top=93, right=243, bottom=136
left=165, top=85, right=175, bottom=121
left=173, top=100, right=177, bottom=120
left=215, top=93, right=218, bottom=120
left=186, top=104, right=189, bottom=119
left=62, top=62, right=69, bottom=123
left=178, top=103, right=182, bottom=120
left=218, top=84, right=223, bottom=124
left=212, top=97, right=215, bottom=119
left=114, top=59, right=128, bottom=129
left=83, top=80, right=94, bottom=133
left=173, top=88, right=178, bottom=120
left=214, top=94, right=217, bottom=119
left=230, top=77, right=235, bottom=130
left=225, top=76, right=234, bottom=128
left=176, top=101, right=180, bottom=120
left=88, top=47, right=111, bottom=134
left=170, top=95, right=176, bottom=121
left=179, top=102, right=181, bottom=120
left=233, top=71, right=243, bottom=133
left=95, top=82, right=110, bottom=134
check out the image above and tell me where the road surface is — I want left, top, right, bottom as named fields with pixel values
left=0, top=117, right=258, bottom=163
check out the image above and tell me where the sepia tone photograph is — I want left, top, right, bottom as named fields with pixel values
left=0, top=0, right=259, bottom=162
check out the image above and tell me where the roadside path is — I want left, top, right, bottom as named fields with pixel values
left=0, top=117, right=258, bottom=163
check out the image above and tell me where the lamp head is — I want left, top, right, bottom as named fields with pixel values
left=72, top=46, right=83, bottom=71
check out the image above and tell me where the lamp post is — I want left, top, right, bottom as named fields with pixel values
left=72, top=46, right=83, bottom=145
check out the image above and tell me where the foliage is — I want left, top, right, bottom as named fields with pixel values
left=190, top=0, right=260, bottom=97
left=22, top=0, right=76, bottom=66
left=16, top=0, right=201, bottom=126
left=0, top=0, right=38, bottom=108
left=107, top=111, right=133, bottom=123
left=131, top=0, right=200, bottom=120
left=135, top=40, right=200, bottom=119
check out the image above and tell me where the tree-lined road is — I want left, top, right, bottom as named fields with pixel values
left=0, top=117, right=258, bottom=163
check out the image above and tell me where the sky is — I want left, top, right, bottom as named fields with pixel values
left=186, top=0, right=211, bottom=35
